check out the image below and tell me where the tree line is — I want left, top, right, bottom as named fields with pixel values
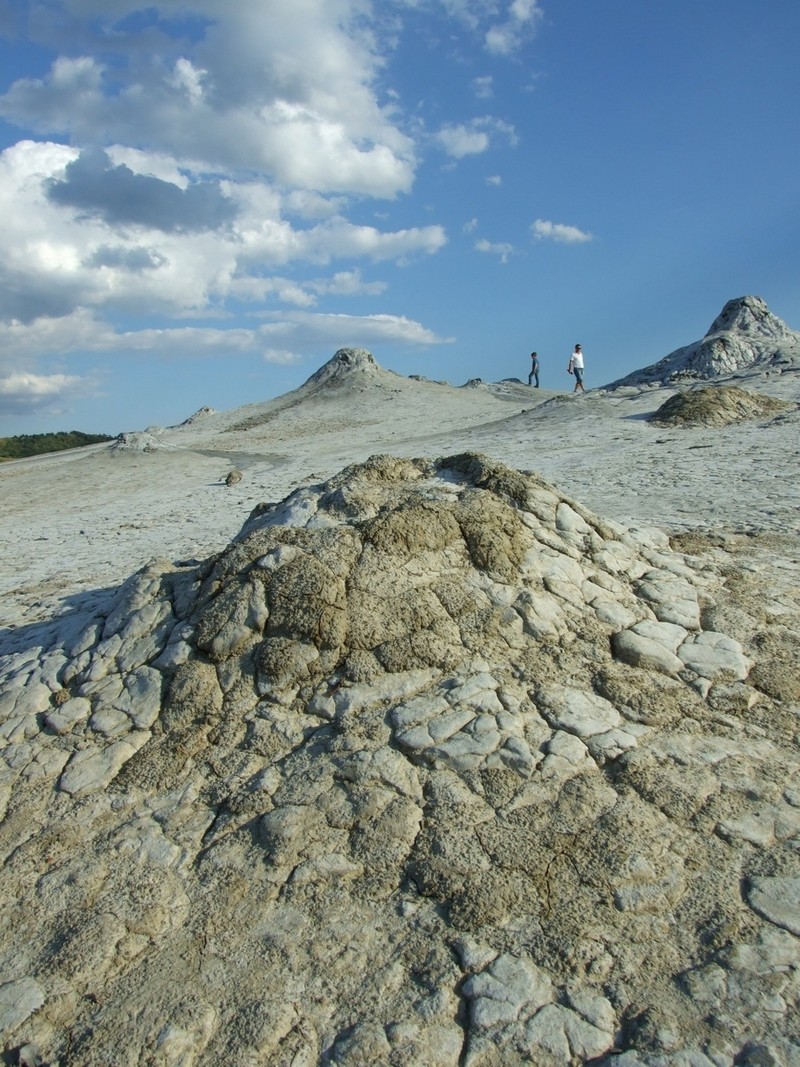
left=0, top=431, right=114, bottom=460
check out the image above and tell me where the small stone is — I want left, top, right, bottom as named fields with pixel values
left=58, top=733, right=149, bottom=796
left=747, top=876, right=800, bottom=936
left=555, top=501, right=592, bottom=534
left=523, top=1002, right=614, bottom=1061
left=464, top=954, right=553, bottom=1030
left=613, top=628, right=684, bottom=675
left=736, top=1040, right=786, bottom=1066
left=716, top=812, right=776, bottom=848
left=17, top=1043, right=43, bottom=1067
left=537, top=685, right=622, bottom=738
left=0, top=976, right=45, bottom=1032
left=453, top=936, right=498, bottom=972
left=89, top=706, right=131, bottom=738
left=44, top=696, right=92, bottom=735
left=331, top=1021, right=391, bottom=1064
left=678, top=631, right=751, bottom=681
left=8, top=681, right=52, bottom=718
left=593, top=599, right=639, bottom=629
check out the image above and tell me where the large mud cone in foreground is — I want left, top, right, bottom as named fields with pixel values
left=1, top=454, right=798, bottom=1065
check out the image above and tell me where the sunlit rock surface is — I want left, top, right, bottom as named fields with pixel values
left=1, top=452, right=798, bottom=1065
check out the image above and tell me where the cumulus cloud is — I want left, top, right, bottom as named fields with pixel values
left=228, top=269, right=389, bottom=305
left=531, top=218, right=593, bottom=244
left=0, top=371, right=88, bottom=415
left=226, top=277, right=317, bottom=308
left=0, top=2, right=417, bottom=198
left=85, top=246, right=167, bottom=272
left=0, top=306, right=450, bottom=382
left=475, top=238, right=514, bottom=263
left=486, top=0, right=543, bottom=55
left=256, top=311, right=454, bottom=349
left=309, top=270, right=388, bottom=297
left=435, top=124, right=490, bottom=159
left=0, top=140, right=445, bottom=336
left=0, top=2, right=518, bottom=422
left=435, top=117, right=517, bottom=159
left=294, top=219, right=447, bottom=264
left=46, top=147, right=237, bottom=233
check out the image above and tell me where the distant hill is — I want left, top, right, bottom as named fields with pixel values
left=0, top=430, right=114, bottom=460
left=607, top=295, right=800, bottom=388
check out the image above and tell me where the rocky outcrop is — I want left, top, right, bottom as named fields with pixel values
left=0, top=454, right=798, bottom=1065
left=649, top=384, right=794, bottom=427
left=300, top=346, right=393, bottom=391
left=609, top=296, right=800, bottom=387
left=180, top=406, right=217, bottom=426
left=111, top=431, right=176, bottom=453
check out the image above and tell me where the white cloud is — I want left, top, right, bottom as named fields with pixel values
left=463, top=217, right=479, bottom=233
left=227, top=276, right=317, bottom=307
left=473, top=75, right=493, bottom=99
left=435, top=124, right=490, bottom=159
left=283, top=189, right=345, bottom=220
left=0, top=141, right=445, bottom=335
left=0, top=133, right=450, bottom=411
left=486, top=0, right=543, bottom=55
left=486, top=174, right=502, bottom=186
left=309, top=270, right=388, bottom=296
left=0, top=371, right=88, bottom=415
left=293, top=218, right=447, bottom=264
left=511, top=0, right=542, bottom=19
left=531, top=218, right=593, bottom=244
left=256, top=311, right=454, bottom=349
left=475, top=238, right=514, bottom=263
left=0, top=371, right=80, bottom=397
left=0, top=306, right=450, bottom=392
left=262, top=349, right=305, bottom=366
left=169, top=58, right=207, bottom=104
left=0, top=1, right=417, bottom=199
left=435, top=117, right=516, bottom=159
left=0, top=2, right=518, bottom=421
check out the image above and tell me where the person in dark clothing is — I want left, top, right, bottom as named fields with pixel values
left=528, top=351, right=540, bottom=387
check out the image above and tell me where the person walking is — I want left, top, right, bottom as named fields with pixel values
left=528, top=351, right=540, bottom=387
left=567, top=344, right=585, bottom=393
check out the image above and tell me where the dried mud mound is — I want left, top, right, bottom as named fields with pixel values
left=649, top=384, right=793, bottom=428
left=1, top=454, right=799, bottom=1066
left=609, top=295, right=800, bottom=388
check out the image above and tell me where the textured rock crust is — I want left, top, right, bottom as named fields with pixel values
left=1, top=453, right=798, bottom=1066
left=649, top=384, right=794, bottom=428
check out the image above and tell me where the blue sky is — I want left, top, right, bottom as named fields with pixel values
left=0, top=0, right=798, bottom=435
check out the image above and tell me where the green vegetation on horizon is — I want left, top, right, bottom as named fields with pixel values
left=0, top=430, right=114, bottom=460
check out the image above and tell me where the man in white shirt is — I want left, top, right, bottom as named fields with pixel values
left=567, top=344, right=585, bottom=393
